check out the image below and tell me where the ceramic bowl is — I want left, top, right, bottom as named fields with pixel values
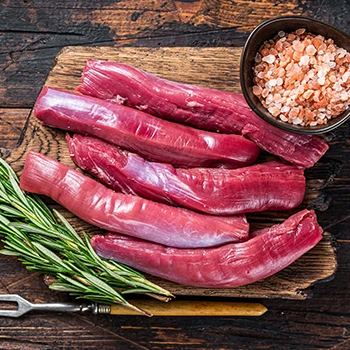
left=240, top=16, right=350, bottom=134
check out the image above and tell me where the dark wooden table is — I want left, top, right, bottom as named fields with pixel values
left=0, top=1, right=349, bottom=349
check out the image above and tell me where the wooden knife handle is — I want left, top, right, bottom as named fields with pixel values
left=110, top=300, right=267, bottom=316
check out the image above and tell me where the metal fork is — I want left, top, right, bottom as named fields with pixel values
left=0, top=294, right=268, bottom=317
left=0, top=294, right=107, bottom=317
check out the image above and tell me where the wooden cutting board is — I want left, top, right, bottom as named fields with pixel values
left=5, top=46, right=337, bottom=300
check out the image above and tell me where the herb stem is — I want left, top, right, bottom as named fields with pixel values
left=0, top=158, right=173, bottom=314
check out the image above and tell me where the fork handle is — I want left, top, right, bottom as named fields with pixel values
left=30, top=302, right=91, bottom=313
left=110, top=300, right=267, bottom=316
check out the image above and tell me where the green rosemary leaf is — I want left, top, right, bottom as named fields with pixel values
left=32, top=194, right=57, bottom=222
left=8, top=171, right=30, bottom=208
left=121, top=288, right=152, bottom=294
left=0, top=249, right=21, bottom=256
left=0, top=204, right=23, bottom=217
left=81, top=271, right=124, bottom=298
left=53, top=209, right=83, bottom=243
left=0, top=158, right=173, bottom=312
left=49, top=283, right=82, bottom=293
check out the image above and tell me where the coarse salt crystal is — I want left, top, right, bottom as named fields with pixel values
left=268, top=106, right=280, bottom=116
left=252, top=85, right=262, bottom=96
left=305, top=45, right=317, bottom=56
left=307, top=70, right=315, bottom=79
left=310, top=121, right=318, bottom=126
left=319, top=43, right=327, bottom=51
left=334, top=82, right=342, bottom=91
left=299, top=55, right=309, bottom=66
left=318, top=76, right=325, bottom=85
left=273, top=93, right=282, bottom=102
left=328, top=44, right=336, bottom=52
left=252, top=28, right=350, bottom=126
left=317, top=69, right=326, bottom=78
left=293, top=51, right=303, bottom=61
left=266, top=94, right=274, bottom=105
left=296, top=85, right=305, bottom=95
left=289, top=92, right=297, bottom=100
left=276, top=77, right=284, bottom=86
left=262, top=89, right=269, bottom=98
left=301, top=78, right=309, bottom=86
left=292, top=117, right=303, bottom=125
left=342, top=72, right=350, bottom=83
left=338, top=48, right=347, bottom=58
left=275, top=41, right=283, bottom=51
left=280, top=115, right=288, bottom=122
left=296, top=28, right=306, bottom=35
left=293, top=40, right=304, bottom=52
left=309, top=56, right=317, bottom=65
left=255, top=52, right=262, bottom=63
left=335, top=103, right=345, bottom=112
left=289, top=107, right=300, bottom=118
left=320, top=63, right=331, bottom=72
left=262, top=54, right=276, bottom=64
left=323, top=52, right=334, bottom=63
left=303, top=90, right=314, bottom=99
left=329, top=74, right=337, bottom=82
left=265, top=71, right=273, bottom=79
left=341, top=91, right=348, bottom=101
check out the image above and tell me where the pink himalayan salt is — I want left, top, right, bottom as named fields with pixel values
left=252, top=28, right=350, bottom=127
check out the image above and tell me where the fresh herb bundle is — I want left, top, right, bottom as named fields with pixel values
left=0, top=158, right=172, bottom=315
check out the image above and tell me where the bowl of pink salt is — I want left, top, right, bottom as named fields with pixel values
left=240, top=16, right=350, bottom=134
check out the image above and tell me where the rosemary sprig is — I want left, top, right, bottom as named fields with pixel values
left=0, top=158, right=173, bottom=315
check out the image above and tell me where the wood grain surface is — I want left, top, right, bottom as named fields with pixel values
left=0, top=0, right=349, bottom=349
left=5, top=45, right=337, bottom=300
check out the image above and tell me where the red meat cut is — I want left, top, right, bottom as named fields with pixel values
left=91, top=209, right=323, bottom=288
left=20, top=151, right=249, bottom=248
left=77, top=60, right=328, bottom=168
left=67, top=133, right=306, bottom=215
left=34, top=87, right=259, bottom=168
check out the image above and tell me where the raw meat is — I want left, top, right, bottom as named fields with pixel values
left=20, top=151, right=249, bottom=248
left=91, top=210, right=323, bottom=288
left=77, top=60, right=329, bottom=168
left=67, top=133, right=306, bottom=215
left=34, top=87, right=259, bottom=168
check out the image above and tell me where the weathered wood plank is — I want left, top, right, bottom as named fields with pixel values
left=1, top=0, right=349, bottom=109
left=0, top=108, right=30, bottom=150
left=0, top=1, right=348, bottom=348
left=4, top=46, right=337, bottom=300
left=0, top=238, right=348, bottom=350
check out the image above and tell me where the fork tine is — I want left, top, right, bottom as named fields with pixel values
left=0, top=294, right=32, bottom=318
left=0, top=309, right=23, bottom=317
left=0, top=294, right=21, bottom=301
